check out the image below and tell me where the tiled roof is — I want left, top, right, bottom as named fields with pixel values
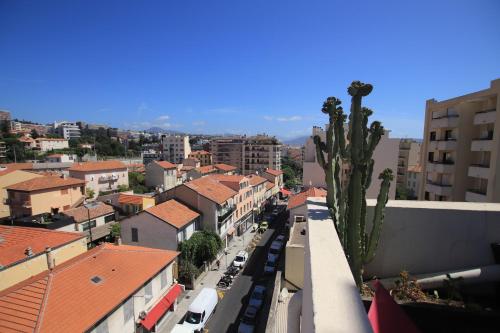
left=118, top=193, right=144, bottom=205
left=287, top=187, right=327, bottom=210
left=69, top=160, right=127, bottom=172
left=209, top=174, right=246, bottom=191
left=181, top=166, right=195, bottom=172
left=146, top=199, right=200, bottom=229
left=265, top=168, right=283, bottom=176
left=0, top=163, right=34, bottom=176
left=247, top=174, right=267, bottom=186
left=407, top=165, right=422, bottom=173
left=0, top=243, right=179, bottom=333
left=60, top=202, right=115, bottom=223
left=214, top=163, right=237, bottom=172
left=154, top=160, right=176, bottom=169
left=184, top=177, right=237, bottom=204
left=265, top=181, right=275, bottom=190
left=47, top=154, right=63, bottom=158
left=0, top=225, right=85, bottom=269
left=197, top=165, right=217, bottom=174
left=6, top=176, right=85, bottom=192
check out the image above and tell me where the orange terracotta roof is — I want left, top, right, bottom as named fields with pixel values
left=214, top=163, right=237, bottom=172
left=184, top=177, right=237, bottom=204
left=61, top=202, right=115, bottom=223
left=209, top=174, right=247, bottom=191
left=408, top=165, right=422, bottom=173
left=287, top=187, right=327, bottom=210
left=0, top=225, right=85, bottom=269
left=197, top=165, right=217, bottom=174
left=47, top=154, right=63, bottom=158
left=0, top=163, right=34, bottom=176
left=154, top=160, right=176, bottom=169
left=265, top=168, right=283, bottom=176
left=18, top=137, right=35, bottom=143
left=35, top=138, right=67, bottom=141
left=146, top=200, right=200, bottom=229
left=189, top=150, right=211, bottom=156
left=265, top=181, right=275, bottom=190
left=181, top=166, right=195, bottom=172
left=69, top=160, right=127, bottom=172
left=118, top=193, right=144, bottom=205
left=0, top=243, right=179, bottom=333
left=247, top=174, right=267, bottom=186
left=6, top=176, right=85, bottom=192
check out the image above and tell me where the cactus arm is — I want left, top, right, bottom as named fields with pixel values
left=313, top=136, right=327, bottom=169
left=363, top=169, right=393, bottom=264
left=365, top=159, right=374, bottom=189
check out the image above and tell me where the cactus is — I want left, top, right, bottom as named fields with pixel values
left=314, top=81, right=394, bottom=287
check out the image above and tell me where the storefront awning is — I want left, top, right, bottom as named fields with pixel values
left=141, top=284, right=183, bottom=330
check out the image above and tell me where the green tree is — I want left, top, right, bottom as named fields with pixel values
left=129, top=171, right=148, bottom=193
left=117, top=184, right=129, bottom=192
left=86, top=187, right=95, bottom=199
left=396, top=185, right=408, bottom=200
left=110, top=223, right=121, bottom=240
left=30, top=129, right=39, bottom=139
left=179, top=230, right=223, bottom=267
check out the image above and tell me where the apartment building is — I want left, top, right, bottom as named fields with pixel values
left=0, top=170, right=43, bottom=218
left=6, top=175, right=86, bottom=217
left=407, top=165, right=422, bottom=199
left=0, top=141, right=6, bottom=160
left=160, top=134, right=191, bottom=163
left=302, top=125, right=399, bottom=199
left=242, top=135, right=282, bottom=175
left=210, top=136, right=244, bottom=171
left=247, top=174, right=269, bottom=217
left=0, top=226, right=87, bottom=291
left=35, top=137, right=69, bottom=151
left=53, top=121, right=81, bottom=139
left=145, top=160, right=177, bottom=190
left=419, top=78, right=500, bottom=202
left=188, top=150, right=212, bottom=166
left=0, top=243, right=181, bottom=333
left=69, top=160, right=129, bottom=194
left=396, top=139, right=421, bottom=194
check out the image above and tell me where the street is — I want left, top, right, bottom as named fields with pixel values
left=206, top=204, right=287, bottom=333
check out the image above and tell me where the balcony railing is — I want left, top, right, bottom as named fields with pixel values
left=467, top=188, right=487, bottom=195
left=217, top=204, right=235, bottom=223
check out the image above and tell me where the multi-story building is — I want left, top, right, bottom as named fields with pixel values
left=6, top=175, right=86, bottom=217
left=188, top=150, right=213, bottom=166
left=160, top=134, right=191, bottom=164
left=396, top=139, right=421, bottom=195
left=242, top=135, right=282, bottom=175
left=406, top=165, right=422, bottom=199
left=142, top=149, right=162, bottom=165
left=0, top=242, right=182, bottom=333
left=0, top=169, right=43, bottom=218
left=247, top=174, right=269, bottom=219
left=35, top=137, right=69, bottom=151
left=145, top=160, right=177, bottom=191
left=0, top=226, right=87, bottom=291
left=281, top=145, right=304, bottom=165
left=302, top=125, right=399, bottom=199
left=69, top=160, right=129, bottom=194
left=210, top=136, right=244, bottom=172
left=0, top=141, right=6, bottom=160
left=419, top=78, right=500, bottom=202
left=53, top=121, right=81, bottom=139
left=0, top=110, right=11, bottom=125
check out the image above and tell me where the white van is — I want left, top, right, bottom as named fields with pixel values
left=176, top=288, right=218, bottom=332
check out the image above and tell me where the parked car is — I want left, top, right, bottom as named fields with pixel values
left=238, top=305, right=259, bottom=333
left=275, top=234, right=285, bottom=242
left=258, top=221, right=268, bottom=233
left=233, top=250, right=249, bottom=268
left=264, top=256, right=277, bottom=274
left=177, top=288, right=218, bottom=332
left=267, top=240, right=283, bottom=261
left=248, top=285, right=266, bottom=310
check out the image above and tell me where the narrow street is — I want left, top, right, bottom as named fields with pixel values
left=206, top=204, right=287, bottom=333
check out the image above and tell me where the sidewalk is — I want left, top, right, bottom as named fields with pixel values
left=158, top=226, right=257, bottom=333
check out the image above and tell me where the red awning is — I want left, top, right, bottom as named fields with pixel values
left=141, top=284, right=183, bottom=330
left=280, top=189, right=291, bottom=196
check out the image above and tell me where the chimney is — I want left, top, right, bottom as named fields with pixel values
left=114, top=236, right=122, bottom=246
left=45, top=246, right=55, bottom=270
left=24, top=247, right=33, bottom=257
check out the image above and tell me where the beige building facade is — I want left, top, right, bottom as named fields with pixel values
left=396, top=139, right=421, bottom=194
left=69, top=161, right=129, bottom=194
left=0, top=170, right=43, bottom=218
left=160, top=134, right=191, bottom=163
left=242, top=135, right=282, bottom=175
left=419, top=78, right=500, bottom=202
left=210, top=136, right=244, bottom=172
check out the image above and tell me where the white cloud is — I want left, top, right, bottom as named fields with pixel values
left=264, top=115, right=302, bottom=122
left=157, top=115, right=170, bottom=121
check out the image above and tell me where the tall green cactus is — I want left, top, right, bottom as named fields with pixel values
left=314, top=81, right=394, bottom=287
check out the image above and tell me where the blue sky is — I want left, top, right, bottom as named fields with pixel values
left=1, top=1, right=499, bottom=140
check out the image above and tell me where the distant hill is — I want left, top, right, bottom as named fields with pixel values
left=146, top=127, right=182, bottom=135
left=282, top=135, right=309, bottom=146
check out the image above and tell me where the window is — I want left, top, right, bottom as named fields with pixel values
left=131, top=228, right=139, bottom=242
left=61, top=189, right=68, bottom=195
left=424, top=191, right=430, bottom=200
left=82, top=220, right=96, bottom=231
left=160, top=269, right=168, bottom=289
left=104, top=214, right=115, bottom=223
left=428, top=152, right=434, bottom=162
left=445, top=130, right=453, bottom=140
left=144, top=281, right=153, bottom=304
left=123, top=297, right=134, bottom=324
left=429, top=132, right=436, bottom=141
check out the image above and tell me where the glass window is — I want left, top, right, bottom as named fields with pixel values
left=123, top=297, right=134, bottom=324
left=132, top=228, right=139, bottom=242
left=144, top=281, right=153, bottom=304
left=82, top=220, right=96, bottom=231
left=104, top=214, right=115, bottom=223
left=160, top=269, right=168, bottom=289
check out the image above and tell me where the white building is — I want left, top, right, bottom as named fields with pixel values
left=160, top=134, right=191, bottom=164
left=35, top=138, right=69, bottom=151
left=145, top=160, right=177, bottom=191
left=53, top=121, right=81, bottom=139
left=46, top=153, right=77, bottom=163
left=302, top=125, right=399, bottom=199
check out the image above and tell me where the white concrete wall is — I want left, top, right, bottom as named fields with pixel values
left=364, top=200, right=500, bottom=278
left=69, top=169, right=129, bottom=194
left=145, top=163, right=177, bottom=190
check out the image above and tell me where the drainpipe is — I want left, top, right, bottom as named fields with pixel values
left=46, top=246, right=55, bottom=271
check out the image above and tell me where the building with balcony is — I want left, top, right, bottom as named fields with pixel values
left=120, top=199, right=200, bottom=251
left=53, top=121, right=81, bottom=139
left=247, top=174, right=269, bottom=218
left=302, top=125, right=399, bottom=199
left=6, top=175, right=86, bottom=218
left=160, top=134, right=191, bottom=164
left=242, top=134, right=282, bottom=175
left=145, top=160, right=177, bottom=191
left=69, top=160, right=129, bottom=194
left=0, top=242, right=181, bottom=333
left=210, top=136, right=244, bottom=172
left=396, top=139, right=421, bottom=194
left=188, top=150, right=212, bottom=166
left=419, top=78, right=500, bottom=202
left=0, top=169, right=43, bottom=218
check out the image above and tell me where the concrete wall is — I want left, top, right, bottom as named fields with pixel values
left=120, top=212, right=181, bottom=251
left=0, top=237, right=87, bottom=291
left=69, top=168, right=129, bottom=194
left=364, top=200, right=500, bottom=278
left=145, top=163, right=177, bottom=190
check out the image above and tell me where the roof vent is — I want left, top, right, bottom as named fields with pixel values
left=90, top=276, right=103, bottom=284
